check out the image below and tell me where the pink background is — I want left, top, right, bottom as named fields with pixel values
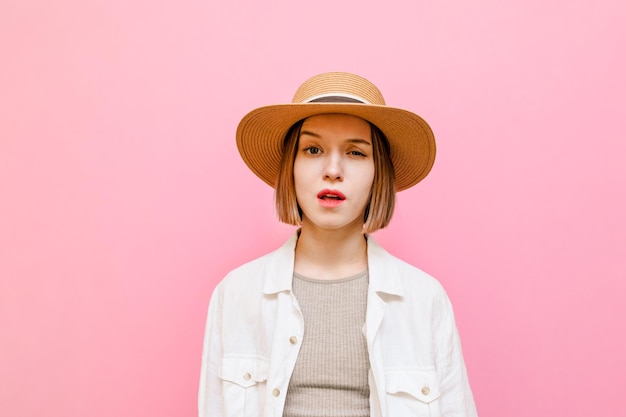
left=1, top=1, right=625, bottom=416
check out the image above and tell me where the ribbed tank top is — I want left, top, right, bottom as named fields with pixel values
left=283, top=271, right=370, bottom=417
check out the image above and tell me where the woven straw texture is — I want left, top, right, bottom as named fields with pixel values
left=236, top=72, right=435, bottom=191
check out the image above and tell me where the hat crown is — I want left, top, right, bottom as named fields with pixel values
left=292, top=72, right=386, bottom=105
left=237, top=71, right=435, bottom=192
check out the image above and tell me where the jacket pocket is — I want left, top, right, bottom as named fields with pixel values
left=219, top=356, right=269, bottom=417
left=385, top=367, right=442, bottom=417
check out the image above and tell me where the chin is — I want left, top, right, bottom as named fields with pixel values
left=304, top=218, right=364, bottom=232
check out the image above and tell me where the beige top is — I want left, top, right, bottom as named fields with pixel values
left=283, top=271, right=370, bottom=417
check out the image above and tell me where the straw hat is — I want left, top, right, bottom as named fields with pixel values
left=236, top=72, right=435, bottom=191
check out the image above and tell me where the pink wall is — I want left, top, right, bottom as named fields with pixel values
left=1, top=1, right=625, bottom=415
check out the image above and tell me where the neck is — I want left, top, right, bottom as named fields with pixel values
left=294, top=223, right=368, bottom=280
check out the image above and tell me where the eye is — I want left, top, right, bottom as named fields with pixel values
left=304, top=146, right=321, bottom=155
left=349, top=150, right=367, bottom=157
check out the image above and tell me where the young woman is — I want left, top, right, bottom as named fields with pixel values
left=199, top=72, right=478, bottom=417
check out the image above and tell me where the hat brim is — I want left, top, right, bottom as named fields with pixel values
left=236, top=103, right=435, bottom=191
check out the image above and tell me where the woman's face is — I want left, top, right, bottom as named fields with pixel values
left=294, top=114, right=375, bottom=233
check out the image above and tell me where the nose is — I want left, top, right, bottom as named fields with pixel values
left=323, top=152, right=343, bottom=182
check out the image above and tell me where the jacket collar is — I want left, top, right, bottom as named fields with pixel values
left=262, top=231, right=404, bottom=297
left=366, top=235, right=404, bottom=297
left=262, top=232, right=298, bottom=295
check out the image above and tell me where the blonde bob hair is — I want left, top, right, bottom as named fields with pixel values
left=275, top=118, right=396, bottom=234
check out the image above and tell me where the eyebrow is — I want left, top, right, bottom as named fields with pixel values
left=299, top=130, right=372, bottom=146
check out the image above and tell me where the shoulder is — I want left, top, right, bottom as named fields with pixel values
left=214, top=250, right=271, bottom=295
left=368, top=240, right=460, bottom=339
left=214, top=233, right=297, bottom=294
left=367, top=236, right=449, bottom=301
left=392, top=252, right=444, bottom=290
left=396, top=255, right=449, bottom=304
left=225, top=251, right=274, bottom=280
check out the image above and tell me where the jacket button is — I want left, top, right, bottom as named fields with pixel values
left=289, top=336, right=297, bottom=344
left=421, top=386, right=430, bottom=396
left=243, top=373, right=251, bottom=381
left=272, top=388, right=280, bottom=397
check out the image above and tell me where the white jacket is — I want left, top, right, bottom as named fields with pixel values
left=199, top=233, right=478, bottom=417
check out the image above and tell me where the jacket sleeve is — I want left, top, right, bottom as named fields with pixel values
left=433, top=291, right=479, bottom=417
left=198, top=284, right=224, bottom=417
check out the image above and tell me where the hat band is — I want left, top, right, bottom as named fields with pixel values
left=304, top=93, right=368, bottom=104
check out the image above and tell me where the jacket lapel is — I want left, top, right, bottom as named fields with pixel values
left=365, top=236, right=405, bottom=417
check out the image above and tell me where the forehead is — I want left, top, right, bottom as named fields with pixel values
left=300, top=114, right=371, bottom=139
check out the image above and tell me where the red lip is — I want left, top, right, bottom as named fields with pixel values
left=317, top=189, right=346, bottom=208
left=317, top=189, right=346, bottom=200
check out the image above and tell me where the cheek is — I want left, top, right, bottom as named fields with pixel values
left=350, top=165, right=375, bottom=206
left=292, top=159, right=312, bottom=200
left=293, top=157, right=319, bottom=183
left=292, top=153, right=307, bottom=178
left=292, top=160, right=304, bottom=190
left=361, top=164, right=376, bottom=191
